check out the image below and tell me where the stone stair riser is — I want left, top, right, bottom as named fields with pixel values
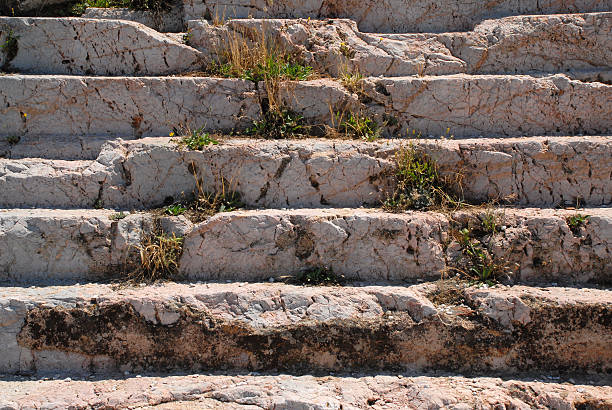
left=0, top=17, right=201, bottom=76
left=1, top=75, right=610, bottom=139
left=1, top=283, right=610, bottom=375
left=1, top=208, right=610, bottom=284
left=183, top=0, right=612, bottom=33
left=188, top=13, right=612, bottom=77
left=2, top=138, right=610, bottom=209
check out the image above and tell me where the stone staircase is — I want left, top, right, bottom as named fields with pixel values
left=1, top=1, right=611, bottom=408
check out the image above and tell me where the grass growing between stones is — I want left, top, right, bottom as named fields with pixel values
left=567, top=213, right=590, bottom=236
left=383, top=144, right=463, bottom=212
left=158, top=163, right=244, bottom=223
left=176, top=126, right=219, bottom=150
left=246, top=109, right=310, bottom=139
left=1, top=29, right=18, bottom=71
left=294, top=266, right=345, bottom=286
left=128, top=232, right=184, bottom=283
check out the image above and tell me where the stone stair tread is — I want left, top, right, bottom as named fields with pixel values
left=1, top=373, right=610, bottom=409
left=0, top=207, right=610, bottom=285
left=2, top=74, right=609, bottom=139
left=2, top=136, right=610, bottom=209
left=1, top=281, right=610, bottom=375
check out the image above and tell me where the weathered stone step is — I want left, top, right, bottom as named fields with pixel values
left=4, top=13, right=609, bottom=78
left=1, top=207, right=610, bottom=285
left=0, top=17, right=202, bottom=76
left=2, top=137, right=610, bottom=209
left=1, top=75, right=610, bottom=139
left=1, top=374, right=611, bottom=409
left=1, top=282, right=610, bottom=375
left=181, top=0, right=612, bottom=33
left=189, top=13, right=612, bottom=77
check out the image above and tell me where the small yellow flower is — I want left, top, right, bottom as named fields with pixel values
left=307, top=17, right=311, bottom=22
left=412, top=129, right=416, bottom=134
left=380, top=37, right=384, bottom=41
left=169, top=131, right=175, bottom=137
left=22, top=113, right=27, bottom=118
left=446, top=127, right=450, bottom=134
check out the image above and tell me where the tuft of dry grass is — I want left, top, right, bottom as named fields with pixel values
left=128, top=232, right=184, bottom=283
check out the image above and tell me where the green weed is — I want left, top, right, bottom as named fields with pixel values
left=178, top=127, right=219, bottom=150
left=109, top=211, right=128, bottom=220
left=296, top=266, right=343, bottom=286
left=165, top=204, right=186, bottom=216
left=458, top=228, right=498, bottom=284
left=338, top=112, right=380, bottom=141
left=383, top=144, right=462, bottom=211
left=246, top=109, right=308, bottom=139
left=1, top=30, right=18, bottom=69
left=6, top=135, right=20, bottom=145
left=567, top=213, right=590, bottom=236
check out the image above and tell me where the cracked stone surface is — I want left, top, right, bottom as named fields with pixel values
left=1, top=75, right=609, bottom=138
left=182, top=0, right=612, bottom=33
left=82, top=6, right=184, bottom=33
left=1, top=137, right=610, bottom=209
left=0, top=282, right=610, bottom=375
left=179, top=207, right=612, bottom=284
left=356, top=74, right=612, bottom=138
left=0, top=75, right=259, bottom=138
left=0, top=17, right=202, bottom=75
left=11, top=374, right=612, bottom=409
left=1, top=375, right=610, bottom=410
left=188, top=13, right=612, bottom=77
left=0, top=209, right=153, bottom=283
left=1, top=207, right=610, bottom=284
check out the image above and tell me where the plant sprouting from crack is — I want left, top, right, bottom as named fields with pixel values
left=129, top=232, right=184, bottom=283
left=296, top=266, right=344, bottom=286
left=383, top=144, right=463, bottom=212
left=176, top=127, right=219, bottom=150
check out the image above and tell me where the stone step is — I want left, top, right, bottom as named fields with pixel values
left=188, top=13, right=612, bottom=77
left=1, top=374, right=611, bottom=409
left=0, top=282, right=610, bottom=375
left=0, top=17, right=202, bottom=76
left=1, top=207, right=610, bottom=285
left=2, top=137, right=610, bottom=209
left=181, top=0, right=612, bottom=33
left=1, top=74, right=610, bottom=139
left=4, top=14, right=610, bottom=78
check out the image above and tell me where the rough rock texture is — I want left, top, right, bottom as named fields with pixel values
left=0, top=209, right=153, bottom=283
left=179, top=207, right=612, bottom=284
left=438, top=12, right=612, bottom=75
left=356, top=74, right=612, bottom=138
left=183, top=0, right=612, bottom=33
left=188, top=13, right=612, bottom=77
left=0, top=282, right=610, bottom=375
left=2, top=137, right=610, bottom=209
left=1, top=74, right=609, bottom=138
left=0, top=17, right=202, bottom=75
left=1, top=374, right=611, bottom=409
left=0, top=75, right=259, bottom=138
left=82, top=6, right=184, bottom=33
left=1, top=207, right=610, bottom=284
